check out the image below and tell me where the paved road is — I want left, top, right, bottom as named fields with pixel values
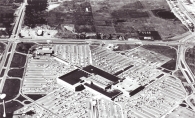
left=0, top=0, right=27, bottom=92
left=178, top=0, right=195, bottom=25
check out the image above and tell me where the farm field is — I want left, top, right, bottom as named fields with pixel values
left=89, top=0, right=188, bottom=40
left=22, top=0, right=188, bottom=40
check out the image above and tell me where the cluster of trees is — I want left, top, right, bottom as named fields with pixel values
left=24, top=0, right=48, bottom=28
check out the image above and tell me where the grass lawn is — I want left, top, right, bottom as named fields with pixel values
left=2, top=79, right=21, bottom=101
left=185, top=47, right=195, bottom=75
left=0, top=101, right=23, bottom=116
left=26, top=94, right=46, bottom=101
left=0, top=69, right=5, bottom=77
left=10, top=53, right=26, bottom=68
left=8, top=68, right=24, bottom=78
left=4, top=54, right=10, bottom=67
left=174, top=70, right=187, bottom=82
left=16, top=95, right=26, bottom=102
left=16, top=43, right=35, bottom=54
left=0, top=42, right=6, bottom=53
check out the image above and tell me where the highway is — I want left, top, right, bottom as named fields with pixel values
left=0, top=0, right=27, bottom=92
left=178, top=0, right=195, bottom=25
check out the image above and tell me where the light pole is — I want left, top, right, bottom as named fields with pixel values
left=0, top=93, right=6, bottom=118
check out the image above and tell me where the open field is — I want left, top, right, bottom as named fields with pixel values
left=142, top=45, right=177, bottom=70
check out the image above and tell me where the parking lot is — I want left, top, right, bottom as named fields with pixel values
left=91, top=47, right=135, bottom=75
left=54, top=44, right=92, bottom=67
left=165, top=106, right=195, bottom=118
left=96, top=98, right=123, bottom=118
left=36, top=87, right=94, bottom=118
left=91, top=46, right=170, bottom=90
left=13, top=103, right=58, bottom=118
left=114, top=76, right=186, bottom=118
left=22, top=56, right=76, bottom=94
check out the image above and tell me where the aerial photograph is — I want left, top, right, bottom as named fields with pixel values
left=1, top=0, right=195, bottom=118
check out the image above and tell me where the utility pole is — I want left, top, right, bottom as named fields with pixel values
left=0, top=93, right=6, bottom=118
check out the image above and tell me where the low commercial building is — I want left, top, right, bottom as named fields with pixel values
left=137, top=31, right=162, bottom=40
left=32, top=45, right=54, bottom=58
left=57, top=66, right=122, bottom=100
left=57, top=69, right=89, bottom=91
left=82, top=75, right=113, bottom=90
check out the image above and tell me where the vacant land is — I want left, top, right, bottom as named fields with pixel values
left=185, top=47, right=195, bottom=75
left=113, top=44, right=140, bottom=51
left=142, top=45, right=177, bottom=70
left=142, top=45, right=176, bottom=58
left=10, top=53, right=26, bottom=68
left=2, top=79, right=21, bottom=101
